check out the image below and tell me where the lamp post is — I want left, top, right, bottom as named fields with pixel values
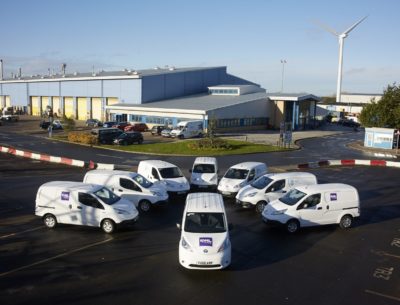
left=280, top=59, right=287, bottom=92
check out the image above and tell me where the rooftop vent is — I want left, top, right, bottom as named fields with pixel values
left=154, top=66, right=160, bottom=70
left=169, top=66, right=176, bottom=71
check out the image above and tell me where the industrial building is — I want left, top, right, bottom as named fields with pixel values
left=0, top=64, right=320, bottom=130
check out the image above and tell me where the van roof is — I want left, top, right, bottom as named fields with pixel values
left=231, top=162, right=266, bottom=169
left=296, top=183, right=357, bottom=193
left=265, top=172, right=316, bottom=180
left=139, top=160, right=177, bottom=169
left=185, top=193, right=225, bottom=213
left=85, top=169, right=138, bottom=178
left=40, top=181, right=102, bottom=192
left=193, top=157, right=217, bottom=165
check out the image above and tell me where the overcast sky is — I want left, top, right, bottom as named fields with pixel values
left=1, top=0, right=399, bottom=96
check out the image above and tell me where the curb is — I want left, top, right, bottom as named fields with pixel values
left=298, top=159, right=400, bottom=169
left=0, top=145, right=115, bottom=170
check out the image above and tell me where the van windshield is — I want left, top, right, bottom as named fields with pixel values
left=224, top=168, right=248, bottom=180
left=193, top=164, right=215, bottom=174
left=279, top=189, right=306, bottom=206
left=184, top=212, right=226, bottom=233
left=93, top=187, right=120, bottom=205
left=159, top=167, right=183, bottom=178
left=133, top=174, right=153, bottom=188
left=251, top=176, right=273, bottom=189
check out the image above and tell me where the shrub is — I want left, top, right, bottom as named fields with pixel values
left=62, top=115, right=76, bottom=131
left=188, top=137, right=232, bottom=150
left=68, top=131, right=98, bottom=145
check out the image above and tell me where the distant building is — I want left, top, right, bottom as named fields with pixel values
left=317, top=93, right=382, bottom=118
left=0, top=65, right=320, bottom=131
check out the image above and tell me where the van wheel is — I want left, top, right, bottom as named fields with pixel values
left=139, top=200, right=151, bottom=212
left=339, top=215, right=353, bottom=229
left=286, top=219, right=300, bottom=233
left=255, top=201, right=267, bottom=214
left=43, top=214, right=57, bottom=229
left=101, top=219, right=115, bottom=234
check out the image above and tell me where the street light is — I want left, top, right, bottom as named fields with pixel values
left=280, top=59, right=287, bottom=92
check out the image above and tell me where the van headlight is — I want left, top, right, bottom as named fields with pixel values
left=245, top=192, right=257, bottom=197
left=114, top=208, right=129, bottom=215
left=151, top=191, right=162, bottom=196
left=272, top=209, right=287, bottom=215
left=181, top=237, right=192, bottom=252
left=218, top=238, right=231, bottom=253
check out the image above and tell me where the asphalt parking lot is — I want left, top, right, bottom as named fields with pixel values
left=1, top=153, right=400, bottom=305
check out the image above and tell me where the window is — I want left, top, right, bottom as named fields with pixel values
left=266, top=180, right=286, bottom=193
left=248, top=169, right=256, bottom=181
left=193, top=164, right=215, bottom=173
left=133, top=174, right=153, bottom=188
left=224, top=168, right=248, bottom=180
left=184, top=212, right=226, bottom=233
left=159, top=167, right=183, bottom=178
left=152, top=168, right=160, bottom=180
left=93, top=187, right=120, bottom=205
left=280, top=189, right=306, bottom=206
left=301, top=194, right=321, bottom=209
left=78, top=193, right=104, bottom=209
left=120, top=178, right=141, bottom=192
left=251, top=176, right=273, bottom=189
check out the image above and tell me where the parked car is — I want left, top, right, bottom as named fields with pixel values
left=86, top=119, right=103, bottom=127
left=39, top=120, right=63, bottom=130
left=102, top=121, right=117, bottom=128
left=113, top=131, right=144, bottom=145
left=91, top=127, right=123, bottom=144
left=151, top=125, right=167, bottom=136
left=189, top=157, right=219, bottom=191
left=113, top=122, right=130, bottom=131
left=161, top=127, right=173, bottom=137
left=124, top=123, right=149, bottom=132
left=339, top=118, right=360, bottom=128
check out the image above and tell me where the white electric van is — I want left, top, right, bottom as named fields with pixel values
left=83, top=170, right=169, bottom=212
left=217, top=162, right=268, bottom=197
left=137, top=160, right=190, bottom=195
left=170, top=120, right=203, bottom=139
left=236, top=172, right=317, bottom=213
left=190, top=157, right=218, bottom=191
left=177, top=193, right=231, bottom=270
left=262, top=183, right=360, bottom=233
left=35, top=181, right=139, bottom=233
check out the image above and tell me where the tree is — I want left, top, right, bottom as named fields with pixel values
left=359, top=83, right=400, bottom=128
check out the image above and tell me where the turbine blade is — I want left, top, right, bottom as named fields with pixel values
left=343, top=16, right=368, bottom=35
left=313, top=19, right=339, bottom=36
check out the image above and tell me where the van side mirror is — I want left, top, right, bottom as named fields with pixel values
left=176, top=223, right=181, bottom=230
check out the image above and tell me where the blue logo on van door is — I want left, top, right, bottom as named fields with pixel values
left=199, top=237, right=213, bottom=247
left=61, top=192, right=70, bottom=201
left=330, top=193, right=337, bottom=201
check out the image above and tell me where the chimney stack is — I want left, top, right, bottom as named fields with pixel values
left=0, top=59, right=3, bottom=80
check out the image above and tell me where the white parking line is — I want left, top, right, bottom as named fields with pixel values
left=0, top=237, right=113, bottom=277
left=365, top=290, right=400, bottom=302
left=0, top=226, right=44, bottom=239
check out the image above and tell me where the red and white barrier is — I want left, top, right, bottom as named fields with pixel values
left=0, top=145, right=110, bottom=169
left=298, top=159, right=400, bottom=169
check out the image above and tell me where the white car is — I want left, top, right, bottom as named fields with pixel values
left=35, top=181, right=139, bottom=233
left=236, top=172, right=317, bottom=213
left=218, top=162, right=268, bottom=197
left=178, top=193, right=231, bottom=270
left=83, top=170, right=169, bottom=212
left=262, top=183, right=360, bottom=233
left=190, top=157, right=218, bottom=191
left=138, top=160, right=190, bottom=195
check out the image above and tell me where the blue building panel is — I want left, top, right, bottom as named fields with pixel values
left=165, top=73, right=185, bottom=99
left=103, top=79, right=141, bottom=103
left=141, top=75, right=165, bottom=103
left=183, top=71, right=204, bottom=95
left=1, top=83, right=28, bottom=106
left=28, top=81, right=60, bottom=96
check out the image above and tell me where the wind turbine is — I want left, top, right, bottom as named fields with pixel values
left=317, top=16, right=367, bottom=103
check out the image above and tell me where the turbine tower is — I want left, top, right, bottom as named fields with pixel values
left=317, top=16, right=367, bottom=103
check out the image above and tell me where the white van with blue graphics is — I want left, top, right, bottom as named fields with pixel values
left=35, top=181, right=139, bottom=233
left=262, top=183, right=360, bottom=233
left=178, top=193, right=231, bottom=270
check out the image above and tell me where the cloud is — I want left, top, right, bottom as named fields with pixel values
left=345, top=68, right=366, bottom=75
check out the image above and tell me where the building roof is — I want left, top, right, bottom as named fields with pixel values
left=0, top=66, right=225, bottom=83
left=266, top=93, right=321, bottom=101
left=106, top=91, right=269, bottom=113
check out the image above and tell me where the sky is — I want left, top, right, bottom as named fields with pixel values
left=1, top=0, right=399, bottom=96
